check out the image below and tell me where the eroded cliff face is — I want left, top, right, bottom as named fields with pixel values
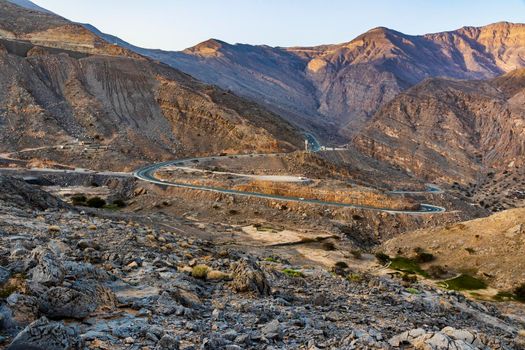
left=0, top=1, right=302, bottom=170
left=353, top=72, right=525, bottom=185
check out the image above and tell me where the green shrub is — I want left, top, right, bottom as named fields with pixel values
left=493, top=291, right=515, bottom=302
left=264, top=257, right=279, bottom=263
left=514, top=283, right=525, bottom=301
left=347, top=273, right=362, bottom=282
left=375, top=252, right=390, bottom=265
left=334, top=261, right=348, bottom=269
left=112, top=199, right=126, bottom=208
left=415, top=251, right=435, bottom=263
left=191, top=265, right=209, bottom=279
left=321, top=242, right=336, bottom=251
left=86, top=197, right=106, bottom=208
left=71, top=194, right=87, bottom=205
left=282, top=268, right=304, bottom=278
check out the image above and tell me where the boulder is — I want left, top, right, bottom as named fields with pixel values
left=6, top=293, right=39, bottom=326
left=8, top=317, right=83, bottom=350
left=38, top=280, right=115, bottom=319
left=230, top=258, right=270, bottom=296
left=155, top=334, right=180, bottom=350
left=30, top=250, right=65, bottom=287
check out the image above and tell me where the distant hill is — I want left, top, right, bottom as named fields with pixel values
left=0, top=0, right=302, bottom=170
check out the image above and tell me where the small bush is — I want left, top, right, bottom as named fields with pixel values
left=71, top=194, right=87, bottom=205
left=415, top=251, right=435, bottom=263
left=402, top=273, right=418, bottom=283
left=493, top=291, right=515, bottom=302
left=375, top=252, right=390, bottom=265
left=334, top=261, right=348, bottom=269
left=347, top=273, right=362, bottom=282
left=86, top=197, right=106, bottom=208
left=514, top=283, right=525, bottom=301
left=206, top=270, right=230, bottom=281
left=112, top=199, right=126, bottom=208
left=282, top=268, right=304, bottom=278
left=0, top=284, right=18, bottom=298
left=350, top=249, right=362, bottom=259
left=191, top=265, right=209, bottom=279
left=321, top=242, right=336, bottom=251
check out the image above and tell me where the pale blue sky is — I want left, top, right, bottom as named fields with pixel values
left=32, top=0, right=525, bottom=51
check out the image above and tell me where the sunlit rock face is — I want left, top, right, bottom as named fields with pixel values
left=145, top=22, right=525, bottom=137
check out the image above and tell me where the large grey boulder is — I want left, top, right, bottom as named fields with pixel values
left=39, top=280, right=116, bottom=319
left=389, top=327, right=489, bottom=349
left=8, top=316, right=83, bottom=350
left=30, top=249, right=65, bottom=287
left=230, top=258, right=270, bottom=296
left=6, top=293, right=39, bottom=327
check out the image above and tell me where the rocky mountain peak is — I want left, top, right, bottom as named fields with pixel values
left=183, top=38, right=228, bottom=57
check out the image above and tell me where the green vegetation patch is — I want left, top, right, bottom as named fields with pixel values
left=282, top=268, right=304, bottom=278
left=264, top=257, right=279, bottom=263
left=389, top=257, right=429, bottom=277
left=439, top=274, right=486, bottom=291
left=493, top=291, right=516, bottom=302
left=494, top=284, right=525, bottom=302
left=191, top=265, right=209, bottom=279
left=347, top=273, right=363, bottom=282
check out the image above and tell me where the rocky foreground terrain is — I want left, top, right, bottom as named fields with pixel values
left=0, top=175, right=524, bottom=350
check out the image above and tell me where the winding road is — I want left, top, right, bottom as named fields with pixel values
left=133, top=154, right=446, bottom=215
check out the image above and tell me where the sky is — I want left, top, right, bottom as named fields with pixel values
left=32, top=0, right=525, bottom=51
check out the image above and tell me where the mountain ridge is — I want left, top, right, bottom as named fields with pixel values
left=84, top=20, right=525, bottom=137
left=0, top=0, right=303, bottom=170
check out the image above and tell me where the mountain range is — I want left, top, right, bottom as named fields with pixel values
left=2, top=0, right=525, bottom=188
left=81, top=20, right=525, bottom=138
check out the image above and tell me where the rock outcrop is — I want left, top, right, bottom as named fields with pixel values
left=353, top=71, right=525, bottom=186
left=8, top=317, right=83, bottom=350
left=230, top=258, right=271, bottom=296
